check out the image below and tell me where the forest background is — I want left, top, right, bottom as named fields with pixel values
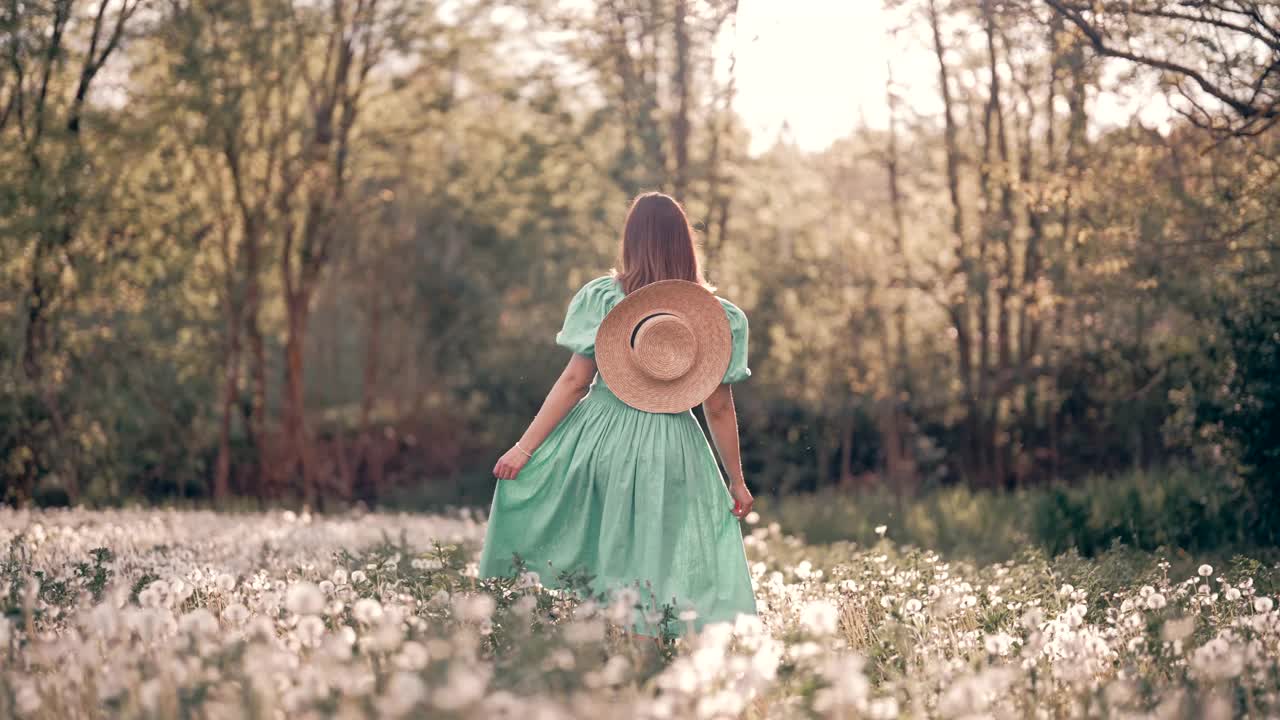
left=2, top=0, right=1277, bottom=553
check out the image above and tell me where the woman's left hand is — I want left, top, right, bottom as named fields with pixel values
left=493, top=446, right=531, bottom=480
left=729, top=480, right=753, bottom=519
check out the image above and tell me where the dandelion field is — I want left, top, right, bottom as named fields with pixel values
left=1, top=508, right=1278, bottom=719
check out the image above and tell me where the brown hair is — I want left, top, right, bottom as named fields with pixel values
left=610, top=192, right=715, bottom=295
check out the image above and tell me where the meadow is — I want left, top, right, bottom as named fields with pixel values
left=5, top=1, right=1278, bottom=716
left=2, top=506, right=1277, bottom=719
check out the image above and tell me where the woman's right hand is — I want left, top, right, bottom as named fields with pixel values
left=729, top=480, right=753, bottom=519
left=493, top=446, right=531, bottom=480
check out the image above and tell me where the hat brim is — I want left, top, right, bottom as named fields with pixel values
left=595, top=279, right=732, bottom=413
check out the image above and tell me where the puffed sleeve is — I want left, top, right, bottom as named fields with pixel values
left=554, top=276, right=614, bottom=357
left=720, top=300, right=752, bottom=384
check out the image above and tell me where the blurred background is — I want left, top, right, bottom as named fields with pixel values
left=1, top=0, right=1277, bottom=555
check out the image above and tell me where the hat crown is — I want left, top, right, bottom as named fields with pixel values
left=631, top=313, right=696, bottom=381
left=594, top=279, right=732, bottom=413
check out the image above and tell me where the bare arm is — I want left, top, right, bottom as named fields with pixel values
left=493, top=353, right=596, bottom=480
left=702, top=383, right=753, bottom=519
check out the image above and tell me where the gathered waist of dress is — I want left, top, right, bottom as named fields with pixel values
left=582, top=374, right=695, bottom=417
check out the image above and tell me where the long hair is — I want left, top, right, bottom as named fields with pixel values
left=610, top=192, right=715, bottom=295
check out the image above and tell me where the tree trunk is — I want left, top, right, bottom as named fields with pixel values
left=983, top=0, right=1016, bottom=487
left=1013, top=14, right=1060, bottom=484
left=671, top=0, right=690, bottom=200
left=703, top=7, right=736, bottom=264
left=283, top=294, right=314, bottom=507
left=214, top=280, right=242, bottom=505
left=927, top=0, right=979, bottom=480
left=243, top=233, right=268, bottom=499
left=884, top=68, right=915, bottom=492
left=887, top=90, right=911, bottom=399
left=24, top=216, right=80, bottom=505
left=839, top=406, right=855, bottom=486
left=357, top=293, right=383, bottom=499
left=1049, top=32, right=1089, bottom=480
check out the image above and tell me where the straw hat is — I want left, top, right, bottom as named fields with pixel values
left=595, top=279, right=732, bottom=413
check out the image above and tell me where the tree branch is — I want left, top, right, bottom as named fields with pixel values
left=1044, top=0, right=1280, bottom=126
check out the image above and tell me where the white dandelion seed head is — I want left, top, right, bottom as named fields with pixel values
left=813, top=654, right=870, bottom=712
left=221, top=603, right=250, bottom=626
left=512, top=595, right=538, bottom=617
left=378, top=671, right=426, bottom=718
left=868, top=696, right=899, bottom=719
left=800, top=599, right=839, bottom=635
left=733, top=612, right=765, bottom=638
left=564, top=618, right=606, bottom=645
left=453, top=592, right=496, bottom=623
left=15, top=683, right=42, bottom=715
left=178, top=608, right=218, bottom=638
left=294, top=615, right=326, bottom=647
left=433, top=665, right=490, bottom=710
left=395, top=640, right=430, bottom=671
left=353, top=598, right=383, bottom=624
left=574, top=599, right=599, bottom=620
left=286, top=582, right=325, bottom=616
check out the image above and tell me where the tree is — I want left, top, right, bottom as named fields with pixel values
left=1044, top=0, right=1280, bottom=135
left=1, top=0, right=148, bottom=502
left=560, top=0, right=739, bottom=225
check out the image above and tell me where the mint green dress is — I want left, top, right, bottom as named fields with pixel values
left=478, top=274, right=758, bottom=634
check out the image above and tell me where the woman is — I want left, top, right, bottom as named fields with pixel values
left=478, top=192, right=757, bottom=639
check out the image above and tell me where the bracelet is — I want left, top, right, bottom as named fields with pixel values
left=515, top=441, right=534, bottom=459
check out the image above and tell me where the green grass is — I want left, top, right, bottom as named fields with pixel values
left=761, top=465, right=1276, bottom=568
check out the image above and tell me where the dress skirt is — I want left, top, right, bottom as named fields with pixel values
left=478, top=376, right=758, bottom=635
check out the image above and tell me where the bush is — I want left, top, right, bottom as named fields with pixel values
left=768, top=465, right=1267, bottom=563
left=1028, top=467, right=1249, bottom=556
left=1213, top=291, right=1280, bottom=544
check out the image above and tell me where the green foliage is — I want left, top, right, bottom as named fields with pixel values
left=766, top=481, right=1030, bottom=563
left=1028, top=468, right=1252, bottom=556
left=1, top=0, right=1277, bottom=512
left=1213, top=292, right=1280, bottom=543
left=769, top=466, right=1276, bottom=564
